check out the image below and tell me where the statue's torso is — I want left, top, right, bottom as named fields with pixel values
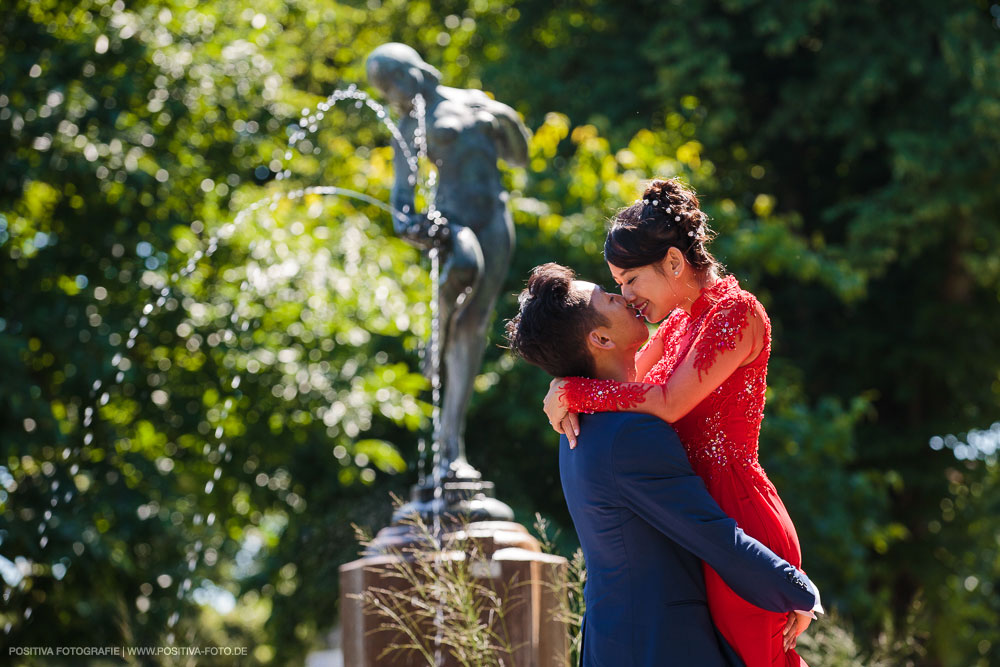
left=402, top=92, right=507, bottom=228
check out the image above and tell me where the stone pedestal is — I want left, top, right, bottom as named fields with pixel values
left=339, top=521, right=568, bottom=666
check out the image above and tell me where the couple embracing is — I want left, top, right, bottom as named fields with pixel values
left=505, top=179, right=822, bottom=667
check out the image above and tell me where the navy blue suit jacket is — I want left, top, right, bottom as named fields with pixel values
left=559, top=413, right=818, bottom=667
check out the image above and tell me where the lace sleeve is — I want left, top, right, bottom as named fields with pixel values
left=559, top=377, right=652, bottom=414
left=692, top=296, right=755, bottom=380
left=644, top=318, right=671, bottom=350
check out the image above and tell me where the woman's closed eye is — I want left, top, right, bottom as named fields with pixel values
left=612, top=277, right=635, bottom=289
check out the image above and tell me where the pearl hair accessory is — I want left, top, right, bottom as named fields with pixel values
left=637, top=195, right=691, bottom=229
left=641, top=198, right=670, bottom=211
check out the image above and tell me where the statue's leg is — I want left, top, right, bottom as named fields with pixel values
left=434, top=225, right=483, bottom=470
left=439, top=210, right=513, bottom=472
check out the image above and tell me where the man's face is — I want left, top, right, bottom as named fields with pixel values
left=573, top=280, right=650, bottom=353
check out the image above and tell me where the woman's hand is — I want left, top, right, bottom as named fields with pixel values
left=543, top=378, right=580, bottom=448
left=782, top=611, right=812, bottom=652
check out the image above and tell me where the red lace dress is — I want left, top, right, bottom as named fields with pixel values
left=562, top=276, right=807, bottom=667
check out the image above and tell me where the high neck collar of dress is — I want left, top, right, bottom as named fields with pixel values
left=690, top=275, right=739, bottom=318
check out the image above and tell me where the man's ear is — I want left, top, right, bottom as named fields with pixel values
left=586, top=328, right=616, bottom=351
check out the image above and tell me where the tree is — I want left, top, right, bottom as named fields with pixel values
left=3, top=0, right=997, bottom=664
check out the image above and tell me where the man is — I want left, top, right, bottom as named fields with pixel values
left=505, top=263, right=820, bottom=666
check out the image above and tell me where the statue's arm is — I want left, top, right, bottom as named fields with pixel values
left=390, top=121, right=417, bottom=233
left=487, top=101, right=531, bottom=168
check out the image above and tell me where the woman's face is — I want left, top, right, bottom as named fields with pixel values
left=608, top=256, right=678, bottom=324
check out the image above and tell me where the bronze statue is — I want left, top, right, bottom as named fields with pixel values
left=366, top=43, right=530, bottom=484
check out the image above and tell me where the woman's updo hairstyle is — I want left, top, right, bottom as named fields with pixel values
left=604, top=178, right=720, bottom=275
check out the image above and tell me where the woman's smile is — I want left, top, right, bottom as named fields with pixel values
left=631, top=300, right=650, bottom=320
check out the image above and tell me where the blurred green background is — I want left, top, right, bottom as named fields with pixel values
left=2, top=0, right=998, bottom=664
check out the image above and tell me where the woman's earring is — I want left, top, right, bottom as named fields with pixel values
left=674, top=271, right=679, bottom=276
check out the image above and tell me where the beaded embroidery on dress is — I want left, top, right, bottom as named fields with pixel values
left=559, top=378, right=651, bottom=414
left=642, top=276, right=771, bottom=482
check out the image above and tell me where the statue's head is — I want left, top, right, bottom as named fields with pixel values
left=366, top=43, right=442, bottom=114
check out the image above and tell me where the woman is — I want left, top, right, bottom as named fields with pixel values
left=543, top=178, right=813, bottom=666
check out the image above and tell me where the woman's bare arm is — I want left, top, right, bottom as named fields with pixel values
left=544, top=301, right=767, bottom=445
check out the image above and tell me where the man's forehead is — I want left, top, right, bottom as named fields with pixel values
left=571, top=279, right=601, bottom=296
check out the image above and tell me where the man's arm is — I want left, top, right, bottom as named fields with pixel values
left=611, top=415, right=820, bottom=614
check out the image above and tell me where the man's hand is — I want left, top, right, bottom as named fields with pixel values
left=783, top=611, right=811, bottom=652
left=543, top=378, right=580, bottom=447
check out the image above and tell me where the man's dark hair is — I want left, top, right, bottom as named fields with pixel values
left=504, top=263, right=607, bottom=378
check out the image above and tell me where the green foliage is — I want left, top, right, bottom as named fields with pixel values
left=0, top=0, right=431, bottom=662
left=2, top=0, right=998, bottom=665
